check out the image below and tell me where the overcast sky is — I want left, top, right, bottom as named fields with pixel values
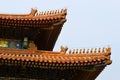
left=0, top=0, right=120, bottom=80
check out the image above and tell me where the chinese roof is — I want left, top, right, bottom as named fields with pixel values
left=0, top=8, right=112, bottom=80
left=0, top=8, right=67, bottom=51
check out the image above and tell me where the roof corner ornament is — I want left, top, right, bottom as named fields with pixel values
left=106, top=60, right=112, bottom=65
left=94, top=48, right=97, bottom=53
left=63, top=8, right=67, bottom=15
left=29, top=8, right=37, bottom=16
left=28, top=42, right=37, bottom=52
left=106, top=47, right=111, bottom=55
left=60, top=46, right=68, bottom=53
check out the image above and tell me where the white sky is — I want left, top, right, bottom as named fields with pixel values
left=0, top=0, right=120, bottom=80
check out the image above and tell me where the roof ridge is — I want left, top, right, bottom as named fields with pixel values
left=0, top=8, right=67, bottom=17
left=35, top=8, right=67, bottom=16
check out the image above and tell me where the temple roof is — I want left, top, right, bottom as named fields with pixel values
left=0, top=47, right=112, bottom=68
left=0, top=8, right=112, bottom=80
left=0, top=8, right=67, bottom=51
left=0, top=46, right=112, bottom=80
left=0, top=8, right=67, bottom=27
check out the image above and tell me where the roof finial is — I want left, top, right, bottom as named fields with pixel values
left=79, top=49, right=82, bottom=54
left=28, top=41, right=37, bottom=52
left=106, top=47, right=111, bottom=55
left=98, top=48, right=101, bottom=53
left=69, top=50, right=72, bottom=54
left=76, top=49, right=78, bottom=54
left=86, top=49, right=89, bottom=53
left=90, top=48, right=93, bottom=53
left=72, top=49, right=75, bottom=54
left=60, top=46, right=68, bottom=53
left=102, top=47, right=105, bottom=53
left=94, top=48, right=97, bottom=53
left=83, top=48, right=85, bottom=53
left=29, top=8, right=37, bottom=16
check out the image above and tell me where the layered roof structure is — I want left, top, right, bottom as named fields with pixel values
left=0, top=8, right=112, bottom=80
left=0, top=47, right=112, bottom=67
left=0, top=8, right=67, bottom=51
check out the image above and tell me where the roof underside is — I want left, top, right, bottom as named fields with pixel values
left=0, top=8, right=67, bottom=51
